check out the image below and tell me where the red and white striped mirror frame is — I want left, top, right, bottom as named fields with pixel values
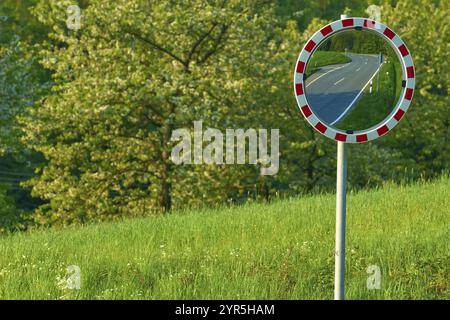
left=293, top=17, right=415, bottom=143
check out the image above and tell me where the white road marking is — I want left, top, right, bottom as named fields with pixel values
left=330, top=62, right=385, bottom=126
left=306, top=63, right=349, bottom=88
left=334, top=78, right=345, bottom=85
left=356, top=67, right=361, bottom=72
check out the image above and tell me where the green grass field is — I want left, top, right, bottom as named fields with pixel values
left=0, top=177, right=448, bottom=300
left=305, top=51, right=351, bottom=77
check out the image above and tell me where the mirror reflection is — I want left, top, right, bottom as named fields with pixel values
left=305, top=29, right=403, bottom=131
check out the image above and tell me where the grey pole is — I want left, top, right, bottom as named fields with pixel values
left=334, top=141, right=347, bottom=300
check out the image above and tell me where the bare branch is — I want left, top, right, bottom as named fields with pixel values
left=124, top=29, right=188, bottom=68
left=198, top=24, right=229, bottom=64
left=186, top=21, right=219, bottom=64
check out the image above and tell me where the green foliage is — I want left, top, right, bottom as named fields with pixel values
left=0, top=0, right=49, bottom=44
left=378, top=0, right=450, bottom=178
left=0, top=185, right=22, bottom=233
left=23, top=0, right=285, bottom=225
left=0, top=37, right=46, bottom=228
left=275, top=0, right=369, bottom=29
left=324, top=30, right=392, bottom=55
left=0, top=39, right=43, bottom=156
left=0, top=177, right=448, bottom=299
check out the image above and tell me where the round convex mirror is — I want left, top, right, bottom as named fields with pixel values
left=294, top=18, right=415, bottom=143
left=304, top=29, right=402, bottom=131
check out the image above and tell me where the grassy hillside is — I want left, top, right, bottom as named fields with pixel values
left=0, top=177, right=448, bottom=300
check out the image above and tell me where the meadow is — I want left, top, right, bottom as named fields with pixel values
left=0, top=176, right=448, bottom=300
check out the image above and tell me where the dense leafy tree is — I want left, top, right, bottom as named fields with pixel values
left=275, top=0, right=370, bottom=29
left=0, top=40, right=43, bottom=156
left=0, top=37, right=46, bottom=231
left=377, top=0, right=449, bottom=179
left=23, top=0, right=284, bottom=225
left=0, top=185, right=21, bottom=233
left=0, top=1, right=51, bottom=232
left=0, top=0, right=48, bottom=44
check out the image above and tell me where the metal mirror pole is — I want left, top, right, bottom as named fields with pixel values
left=334, top=14, right=348, bottom=301
left=335, top=141, right=347, bottom=300
left=293, top=13, right=413, bottom=299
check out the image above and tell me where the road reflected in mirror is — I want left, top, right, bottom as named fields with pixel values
left=305, top=29, right=403, bottom=131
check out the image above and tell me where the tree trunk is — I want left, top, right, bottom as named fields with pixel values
left=258, top=174, right=269, bottom=201
left=160, top=105, right=174, bottom=213
left=160, top=160, right=171, bottom=212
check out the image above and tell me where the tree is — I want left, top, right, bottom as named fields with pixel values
left=275, top=0, right=369, bottom=30
left=377, top=0, right=449, bottom=179
left=0, top=38, right=46, bottom=231
left=0, top=0, right=49, bottom=44
left=0, top=39, right=44, bottom=156
left=24, top=0, right=284, bottom=225
left=0, top=185, right=22, bottom=233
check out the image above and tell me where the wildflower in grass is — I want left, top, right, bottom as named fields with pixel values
left=230, top=248, right=241, bottom=257
left=0, top=268, right=10, bottom=277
